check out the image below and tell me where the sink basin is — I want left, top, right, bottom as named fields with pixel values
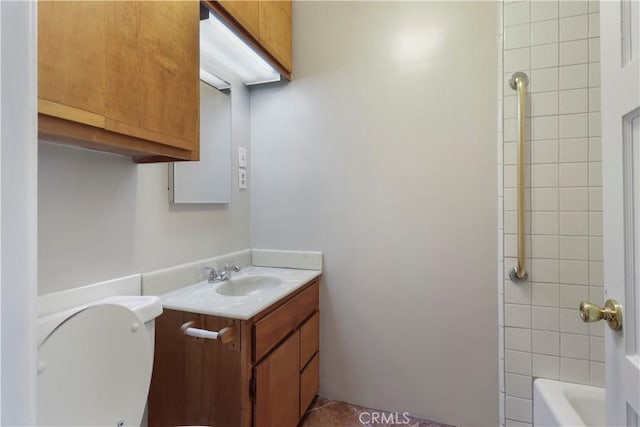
left=216, top=275, right=282, bottom=297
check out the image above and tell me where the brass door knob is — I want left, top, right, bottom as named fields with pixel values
left=579, top=299, right=622, bottom=330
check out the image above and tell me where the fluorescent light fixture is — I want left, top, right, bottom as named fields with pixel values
left=199, top=68, right=231, bottom=90
left=200, top=11, right=281, bottom=86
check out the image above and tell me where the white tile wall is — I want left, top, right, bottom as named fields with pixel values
left=559, top=64, right=588, bottom=90
left=531, top=92, right=559, bottom=116
left=531, top=20, right=558, bottom=46
left=532, top=330, right=560, bottom=355
left=559, top=211, right=589, bottom=235
left=531, top=1, right=558, bottom=22
left=589, top=361, right=605, bottom=385
left=559, top=1, right=588, bottom=18
left=531, top=212, right=559, bottom=235
left=506, top=327, right=533, bottom=352
left=498, top=2, right=603, bottom=424
left=531, top=43, right=559, bottom=69
left=532, top=282, right=559, bottom=307
left=559, top=15, right=588, bottom=41
left=560, top=357, right=590, bottom=384
left=530, top=68, right=559, bottom=93
left=559, top=138, right=589, bottom=162
left=560, top=333, right=589, bottom=359
left=559, top=163, right=588, bottom=187
left=559, top=40, right=589, bottom=66
left=533, top=353, right=560, bottom=379
left=561, top=188, right=589, bottom=210
left=506, top=373, right=533, bottom=399
left=559, top=90, right=589, bottom=114
left=505, top=2, right=531, bottom=26
left=506, top=396, right=533, bottom=423
left=532, top=306, right=560, bottom=331
left=559, top=114, right=589, bottom=138
left=531, top=140, right=558, bottom=163
left=505, top=24, right=532, bottom=50
left=506, top=350, right=533, bottom=376
left=505, top=48, right=532, bottom=71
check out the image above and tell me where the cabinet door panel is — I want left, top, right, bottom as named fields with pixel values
left=149, top=310, right=207, bottom=426
left=300, top=352, right=319, bottom=417
left=218, top=1, right=260, bottom=39
left=38, top=1, right=106, bottom=121
left=202, top=316, right=242, bottom=426
left=259, top=0, right=292, bottom=72
left=299, top=311, right=319, bottom=369
left=254, top=331, right=300, bottom=427
left=105, top=1, right=199, bottom=150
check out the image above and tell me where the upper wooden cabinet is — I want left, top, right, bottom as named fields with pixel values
left=258, top=1, right=292, bottom=73
left=205, top=0, right=292, bottom=78
left=217, top=1, right=260, bottom=39
left=38, top=1, right=200, bottom=163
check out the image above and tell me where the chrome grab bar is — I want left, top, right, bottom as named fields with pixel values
left=181, top=321, right=237, bottom=344
left=508, top=72, right=529, bottom=283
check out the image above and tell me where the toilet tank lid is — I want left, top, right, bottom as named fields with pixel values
left=37, top=295, right=162, bottom=345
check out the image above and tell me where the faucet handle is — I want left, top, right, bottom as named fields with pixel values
left=224, top=262, right=241, bottom=273
left=203, top=266, right=220, bottom=282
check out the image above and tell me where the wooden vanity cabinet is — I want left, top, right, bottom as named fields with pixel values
left=203, top=0, right=292, bottom=79
left=149, top=279, right=320, bottom=427
left=38, top=1, right=200, bottom=163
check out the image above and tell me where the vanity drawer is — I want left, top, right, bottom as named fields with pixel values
left=253, top=281, right=319, bottom=362
left=299, top=311, right=319, bottom=369
left=299, top=352, right=319, bottom=416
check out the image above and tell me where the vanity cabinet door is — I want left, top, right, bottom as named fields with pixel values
left=299, top=311, right=319, bottom=368
left=300, top=352, right=319, bottom=417
left=149, top=310, right=208, bottom=426
left=254, top=330, right=300, bottom=427
left=149, top=310, right=243, bottom=427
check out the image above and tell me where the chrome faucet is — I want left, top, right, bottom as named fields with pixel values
left=204, top=263, right=240, bottom=283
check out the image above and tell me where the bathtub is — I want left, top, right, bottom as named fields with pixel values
left=533, top=379, right=605, bottom=427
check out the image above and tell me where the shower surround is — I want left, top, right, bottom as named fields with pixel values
left=497, top=1, right=603, bottom=426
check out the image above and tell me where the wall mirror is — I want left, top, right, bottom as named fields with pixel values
left=170, top=80, right=231, bottom=203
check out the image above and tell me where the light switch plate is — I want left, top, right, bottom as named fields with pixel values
left=238, top=147, right=247, bottom=168
left=238, top=169, right=247, bottom=190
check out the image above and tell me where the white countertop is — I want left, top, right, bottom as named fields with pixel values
left=159, top=266, right=321, bottom=319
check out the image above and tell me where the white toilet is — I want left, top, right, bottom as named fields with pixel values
left=37, top=295, right=163, bottom=426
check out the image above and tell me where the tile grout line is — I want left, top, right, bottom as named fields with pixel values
left=501, top=3, right=508, bottom=422
left=585, top=3, right=592, bottom=383
left=527, top=0, right=533, bottom=391
left=555, top=0, right=561, bottom=384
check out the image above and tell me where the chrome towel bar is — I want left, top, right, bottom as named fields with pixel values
left=508, top=71, right=529, bottom=283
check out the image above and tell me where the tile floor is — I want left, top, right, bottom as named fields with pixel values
left=299, top=397, right=454, bottom=427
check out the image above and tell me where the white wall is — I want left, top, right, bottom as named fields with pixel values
left=1, top=1, right=38, bottom=422
left=38, top=83, right=251, bottom=295
left=250, top=2, right=499, bottom=426
left=498, top=1, right=603, bottom=425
